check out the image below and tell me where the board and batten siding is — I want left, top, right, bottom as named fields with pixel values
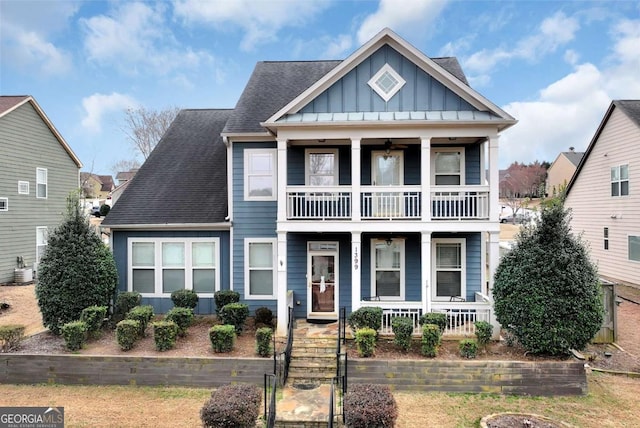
left=300, top=45, right=476, bottom=114
left=232, top=142, right=278, bottom=313
left=0, top=102, right=79, bottom=283
left=566, top=107, right=640, bottom=286
left=111, top=230, right=230, bottom=314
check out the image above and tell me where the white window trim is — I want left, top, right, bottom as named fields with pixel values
left=245, top=237, right=277, bottom=299
left=371, top=150, right=404, bottom=185
left=367, top=63, right=406, bottom=102
left=36, top=226, right=48, bottom=269
left=611, top=164, right=629, bottom=197
left=305, top=148, right=339, bottom=186
left=127, top=237, right=220, bottom=297
left=244, top=149, right=277, bottom=201
left=0, top=198, right=7, bottom=211
left=431, top=147, right=465, bottom=186
left=370, top=238, right=405, bottom=301
left=36, top=168, right=47, bottom=199
left=18, top=181, right=29, bottom=195
left=629, top=234, right=640, bottom=263
left=431, top=238, right=466, bottom=302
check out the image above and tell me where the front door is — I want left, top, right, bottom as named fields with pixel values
left=307, top=242, right=338, bottom=320
left=372, top=151, right=403, bottom=217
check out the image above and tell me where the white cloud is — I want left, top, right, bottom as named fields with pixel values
left=322, top=34, right=354, bottom=58
left=81, top=2, right=213, bottom=76
left=564, top=49, right=580, bottom=65
left=81, top=93, right=138, bottom=133
left=172, top=0, right=331, bottom=51
left=356, top=0, right=449, bottom=45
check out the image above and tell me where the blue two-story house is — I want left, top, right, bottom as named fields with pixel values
left=103, top=29, right=516, bottom=336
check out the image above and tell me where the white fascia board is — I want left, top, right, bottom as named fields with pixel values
left=104, top=223, right=232, bottom=231
left=221, top=132, right=274, bottom=142
left=268, top=119, right=516, bottom=133
left=277, top=220, right=500, bottom=234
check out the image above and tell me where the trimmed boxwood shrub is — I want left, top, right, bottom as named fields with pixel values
left=348, top=307, right=383, bottom=333
left=419, top=312, right=447, bottom=333
left=209, top=325, right=236, bottom=353
left=421, top=324, right=441, bottom=357
left=200, top=383, right=261, bottom=428
left=391, top=316, right=414, bottom=352
left=254, top=307, right=274, bottom=327
left=219, top=303, right=249, bottom=334
left=126, top=305, right=154, bottom=337
left=255, top=327, right=272, bottom=357
left=61, top=320, right=87, bottom=351
left=459, top=339, right=478, bottom=358
left=214, top=290, right=239, bottom=315
left=0, top=325, right=25, bottom=352
left=165, top=307, right=194, bottom=337
left=493, top=203, right=603, bottom=355
left=474, top=321, right=493, bottom=348
left=152, top=320, right=178, bottom=351
left=112, top=291, right=142, bottom=325
left=355, top=327, right=376, bottom=357
left=80, top=305, right=107, bottom=337
left=116, top=319, right=140, bottom=351
left=170, top=289, right=199, bottom=309
left=344, top=384, right=398, bottom=428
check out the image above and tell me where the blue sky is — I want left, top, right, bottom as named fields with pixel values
left=1, top=0, right=639, bottom=175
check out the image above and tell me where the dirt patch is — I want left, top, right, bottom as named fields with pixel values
left=0, top=285, right=45, bottom=336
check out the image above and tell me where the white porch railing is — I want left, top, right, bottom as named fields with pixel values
left=360, top=300, right=492, bottom=337
left=361, top=186, right=421, bottom=219
left=430, top=186, right=489, bottom=220
left=286, top=186, right=351, bottom=219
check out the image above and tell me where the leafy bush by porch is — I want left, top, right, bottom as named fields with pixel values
left=474, top=321, right=493, bottom=349
left=200, top=383, right=261, bottom=428
left=355, top=328, right=377, bottom=357
left=459, top=339, right=478, bottom=358
left=61, top=320, right=87, bottom=351
left=219, top=303, right=249, bottom=334
left=255, top=327, right=272, bottom=357
left=391, top=316, right=414, bottom=352
left=421, top=324, right=441, bottom=357
left=112, top=292, right=141, bottom=325
left=165, top=307, right=194, bottom=337
left=80, top=306, right=107, bottom=338
left=213, top=290, right=239, bottom=315
left=348, top=307, right=383, bottom=333
left=209, top=325, right=236, bottom=353
left=419, top=312, right=447, bottom=333
left=126, top=305, right=154, bottom=337
left=344, top=384, right=398, bottom=428
left=254, top=307, right=274, bottom=327
left=116, top=319, right=140, bottom=351
left=171, top=289, right=199, bottom=309
left=493, top=203, right=603, bottom=355
left=35, top=193, right=118, bottom=335
left=152, top=321, right=178, bottom=351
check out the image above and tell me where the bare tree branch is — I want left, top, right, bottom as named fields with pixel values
left=111, top=159, right=141, bottom=177
left=121, top=106, right=180, bottom=160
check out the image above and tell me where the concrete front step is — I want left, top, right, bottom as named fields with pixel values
left=288, top=371, right=336, bottom=382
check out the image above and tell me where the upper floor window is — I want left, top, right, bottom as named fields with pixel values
left=18, top=181, right=29, bottom=195
left=244, top=149, right=276, bottom=201
left=306, top=149, right=338, bottom=186
left=432, top=148, right=464, bottom=185
left=36, top=168, right=47, bottom=199
left=0, top=198, right=7, bottom=211
left=630, top=235, right=640, bottom=262
left=611, top=165, right=629, bottom=196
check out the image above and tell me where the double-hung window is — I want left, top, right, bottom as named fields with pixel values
left=371, top=238, right=404, bottom=300
left=245, top=238, right=276, bottom=299
left=432, top=148, right=464, bottom=185
left=629, top=235, right=640, bottom=262
left=36, top=168, right=47, bottom=199
left=36, top=227, right=48, bottom=264
left=611, top=165, right=629, bottom=196
left=432, top=238, right=465, bottom=301
left=245, top=149, right=276, bottom=200
left=305, top=149, right=338, bottom=186
left=0, top=198, right=7, bottom=211
left=129, top=238, right=219, bottom=296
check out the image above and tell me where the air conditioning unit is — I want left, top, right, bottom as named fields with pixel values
left=14, top=268, right=33, bottom=284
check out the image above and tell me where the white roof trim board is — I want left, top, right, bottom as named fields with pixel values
left=276, top=110, right=503, bottom=124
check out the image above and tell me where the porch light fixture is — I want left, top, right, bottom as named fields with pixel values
left=384, top=139, right=392, bottom=155
left=385, top=237, right=393, bottom=246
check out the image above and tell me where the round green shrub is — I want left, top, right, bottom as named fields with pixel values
left=209, top=324, right=236, bottom=353
left=61, top=320, right=87, bottom=351
left=112, top=292, right=141, bottom=325
left=355, top=327, right=376, bottom=357
left=80, top=305, right=107, bottom=337
left=116, top=319, right=140, bottom=351
left=344, top=384, right=398, bottom=428
left=348, top=307, right=383, bottom=333
left=254, top=307, right=274, bottom=327
left=99, top=204, right=110, bottom=216
left=421, top=324, right=441, bottom=357
left=200, top=383, right=261, bottom=428
left=152, top=321, right=178, bottom=351
left=214, top=290, right=240, bottom=315
left=170, top=289, right=199, bottom=309
left=35, top=193, right=118, bottom=335
left=459, top=339, right=478, bottom=359
left=255, top=327, right=273, bottom=357
left=126, top=305, right=154, bottom=337
left=474, top=321, right=493, bottom=348
left=165, top=307, right=194, bottom=337
left=419, top=312, right=447, bottom=333
left=219, top=303, right=249, bottom=334
left=391, top=316, right=414, bottom=352
left=493, top=203, right=604, bottom=355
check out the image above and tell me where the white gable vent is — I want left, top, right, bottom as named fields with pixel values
left=368, top=63, right=405, bottom=102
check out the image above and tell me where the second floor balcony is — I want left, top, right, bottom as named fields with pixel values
left=286, top=185, right=490, bottom=221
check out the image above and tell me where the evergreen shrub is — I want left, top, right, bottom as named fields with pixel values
left=421, top=324, right=441, bottom=357
left=344, top=384, right=398, bottom=428
left=219, top=303, right=249, bottom=334
left=126, top=305, right=154, bottom=337
left=209, top=325, right=236, bottom=353
left=152, top=321, right=178, bottom=351
left=61, top=320, right=87, bottom=351
left=170, top=289, right=199, bottom=309
left=116, top=319, right=140, bottom=351
left=391, top=316, right=414, bottom=352
left=419, top=312, right=447, bottom=333
left=165, top=307, right=194, bottom=336
left=214, top=290, right=239, bottom=315
left=200, top=383, right=261, bottom=428
left=355, top=327, right=376, bottom=357
left=0, top=325, right=25, bottom=352
left=255, top=327, right=273, bottom=357
left=459, top=339, right=478, bottom=359
left=80, top=305, right=107, bottom=337
left=348, top=307, right=382, bottom=333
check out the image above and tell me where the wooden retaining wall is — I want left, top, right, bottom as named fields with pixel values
left=0, top=355, right=587, bottom=396
left=348, top=360, right=588, bottom=396
left=0, top=355, right=272, bottom=388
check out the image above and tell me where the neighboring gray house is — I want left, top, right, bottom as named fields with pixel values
left=104, top=29, right=517, bottom=336
left=0, top=96, right=82, bottom=283
left=565, top=100, right=640, bottom=287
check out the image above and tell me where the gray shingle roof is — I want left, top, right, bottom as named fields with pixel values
left=615, top=100, right=640, bottom=128
left=561, top=151, right=584, bottom=167
left=0, top=96, right=29, bottom=115
left=102, top=109, right=232, bottom=226
left=223, top=57, right=469, bottom=134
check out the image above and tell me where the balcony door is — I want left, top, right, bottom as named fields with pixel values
left=372, top=151, right=403, bottom=217
left=307, top=242, right=339, bottom=320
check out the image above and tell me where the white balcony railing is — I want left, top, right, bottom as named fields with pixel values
left=430, top=186, right=489, bottom=220
left=285, top=185, right=490, bottom=220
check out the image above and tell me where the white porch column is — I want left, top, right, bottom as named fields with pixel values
left=421, top=232, right=432, bottom=314
left=488, top=231, right=501, bottom=339
left=420, top=137, right=431, bottom=221
left=488, top=135, right=500, bottom=222
left=351, top=138, right=361, bottom=221
left=277, top=138, right=287, bottom=222
left=351, top=232, right=362, bottom=312
left=276, top=231, right=288, bottom=335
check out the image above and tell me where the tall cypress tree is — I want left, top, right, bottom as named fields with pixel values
left=493, top=202, right=603, bottom=355
left=36, top=193, right=118, bottom=334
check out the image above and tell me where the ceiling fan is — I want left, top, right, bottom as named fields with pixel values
left=383, top=139, right=408, bottom=154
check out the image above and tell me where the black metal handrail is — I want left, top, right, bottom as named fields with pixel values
left=328, top=380, right=336, bottom=428
left=274, top=305, right=294, bottom=386
left=264, top=373, right=277, bottom=428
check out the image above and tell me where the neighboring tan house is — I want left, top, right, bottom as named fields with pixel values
left=116, top=169, right=138, bottom=185
left=565, top=100, right=640, bottom=287
left=103, top=29, right=517, bottom=335
left=0, top=96, right=82, bottom=283
left=546, top=148, right=584, bottom=197
left=80, top=173, right=115, bottom=201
